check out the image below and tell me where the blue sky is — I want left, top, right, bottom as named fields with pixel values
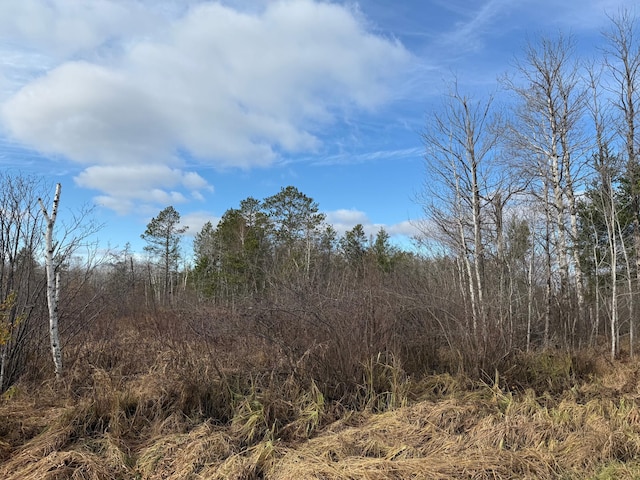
left=0, top=0, right=635, bottom=254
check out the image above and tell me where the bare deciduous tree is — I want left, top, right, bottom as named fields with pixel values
left=418, top=81, right=502, bottom=356
left=0, top=175, right=47, bottom=392
left=602, top=9, right=640, bottom=357
left=505, top=34, right=588, bottom=346
left=39, top=183, right=63, bottom=379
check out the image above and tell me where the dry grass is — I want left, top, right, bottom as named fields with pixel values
left=3, top=329, right=640, bottom=479
left=268, top=378, right=640, bottom=479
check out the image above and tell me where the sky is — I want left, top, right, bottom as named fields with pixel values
left=0, top=0, right=636, bottom=255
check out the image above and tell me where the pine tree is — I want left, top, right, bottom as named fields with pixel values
left=141, top=206, right=187, bottom=302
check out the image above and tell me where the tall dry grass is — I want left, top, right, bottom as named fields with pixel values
left=2, top=309, right=640, bottom=479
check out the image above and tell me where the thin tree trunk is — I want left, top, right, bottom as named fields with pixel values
left=471, top=165, right=486, bottom=339
left=550, top=155, right=570, bottom=309
left=456, top=256, right=470, bottom=327
left=565, top=178, right=585, bottom=342
left=451, top=159, right=478, bottom=334
left=617, top=206, right=632, bottom=359
left=466, top=102, right=487, bottom=340
left=0, top=344, right=7, bottom=391
left=527, top=239, right=535, bottom=352
left=544, top=181, right=553, bottom=349
left=608, top=202, right=619, bottom=361
left=591, top=239, right=600, bottom=348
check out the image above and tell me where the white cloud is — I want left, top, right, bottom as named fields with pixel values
left=93, top=195, right=133, bottom=215
left=2, top=62, right=175, bottom=165
left=324, top=208, right=419, bottom=240
left=180, top=210, right=221, bottom=237
left=0, top=0, right=162, bottom=59
left=75, top=164, right=203, bottom=193
left=326, top=209, right=371, bottom=230
left=182, top=171, right=213, bottom=191
left=311, top=146, right=423, bottom=166
left=75, top=164, right=212, bottom=214
left=0, top=0, right=412, bottom=213
left=191, top=191, right=205, bottom=202
left=386, top=220, right=421, bottom=237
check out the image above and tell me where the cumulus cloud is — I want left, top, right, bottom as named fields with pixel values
left=0, top=0, right=162, bottom=59
left=386, top=220, right=420, bottom=237
left=76, top=164, right=212, bottom=214
left=0, top=0, right=412, bottom=213
left=325, top=208, right=419, bottom=240
left=180, top=210, right=222, bottom=237
left=326, top=209, right=371, bottom=232
left=2, top=62, right=175, bottom=165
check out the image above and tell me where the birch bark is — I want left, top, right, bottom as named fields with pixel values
left=39, top=183, right=62, bottom=379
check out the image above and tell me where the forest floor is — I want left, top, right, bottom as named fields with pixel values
left=2, top=337, right=640, bottom=479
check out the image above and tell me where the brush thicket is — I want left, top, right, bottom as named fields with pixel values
left=2, top=308, right=640, bottom=479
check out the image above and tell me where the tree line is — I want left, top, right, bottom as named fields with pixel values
left=141, top=185, right=407, bottom=306
left=2, top=10, right=640, bottom=394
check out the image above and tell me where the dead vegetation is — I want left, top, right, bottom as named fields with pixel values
left=2, top=314, right=640, bottom=480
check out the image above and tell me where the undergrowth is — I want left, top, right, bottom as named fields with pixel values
left=1, top=321, right=640, bottom=479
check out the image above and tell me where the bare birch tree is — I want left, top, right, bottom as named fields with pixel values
left=583, top=60, right=627, bottom=359
left=602, top=9, right=640, bottom=356
left=419, top=82, right=501, bottom=353
left=39, top=183, right=63, bottom=379
left=505, top=34, right=588, bottom=346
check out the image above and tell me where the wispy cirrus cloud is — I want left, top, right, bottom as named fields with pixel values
left=309, top=146, right=423, bottom=167
left=437, top=0, right=513, bottom=53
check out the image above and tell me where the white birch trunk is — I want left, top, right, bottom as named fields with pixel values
left=543, top=181, right=553, bottom=348
left=463, top=100, right=487, bottom=336
left=471, top=156, right=486, bottom=335
left=549, top=154, right=570, bottom=299
left=591, top=239, right=599, bottom=347
left=452, top=162, right=478, bottom=334
left=39, top=183, right=63, bottom=380
left=607, top=191, right=619, bottom=361
left=526, top=241, right=535, bottom=352
left=565, top=172, right=585, bottom=336
left=617, top=207, right=632, bottom=360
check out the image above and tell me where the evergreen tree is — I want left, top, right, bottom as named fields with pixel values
left=262, top=186, right=326, bottom=275
left=193, top=221, right=217, bottom=296
left=193, top=200, right=270, bottom=300
left=371, top=228, right=399, bottom=273
left=340, top=224, right=368, bottom=267
left=141, top=206, right=187, bottom=301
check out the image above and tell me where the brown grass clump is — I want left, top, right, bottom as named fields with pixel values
left=0, top=394, right=134, bottom=479
left=2, top=449, right=125, bottom=480
left=136, top=422, right=233, bottom=479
